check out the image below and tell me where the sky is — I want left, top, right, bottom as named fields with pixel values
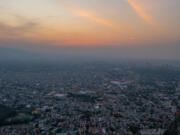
left=0, top=0, right=180, bottom=60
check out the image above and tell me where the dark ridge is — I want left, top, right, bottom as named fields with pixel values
left=163, top=113, right=180, bottom=135
left=0, top=104, right=16, bottom=126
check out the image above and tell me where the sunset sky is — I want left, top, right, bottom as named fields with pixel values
left=0, top=0, right=180, bottom=47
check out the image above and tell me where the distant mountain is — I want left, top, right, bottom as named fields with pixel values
left=0, top=47, right=39, bottom=61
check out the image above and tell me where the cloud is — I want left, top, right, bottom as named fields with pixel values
left=127, top=0, right=154, bottom=25
left=72, top=9, right=119, bottom=31
left=0, top=22, right=37, bottom=36
left=0, top=15, right=39, bottom=39
left=56, top=1, right=120, bottom=31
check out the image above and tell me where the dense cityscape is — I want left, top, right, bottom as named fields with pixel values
left=0, top=0, right=180, bottom=134
left=0, top=61, right=179, bottom=135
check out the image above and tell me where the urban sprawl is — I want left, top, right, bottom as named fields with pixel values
left=0, top=62, right=180, bottom=135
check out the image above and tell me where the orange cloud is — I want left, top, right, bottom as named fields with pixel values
left=73, top=9, right=119, bottom=31
left=56, top=1, right=120, bottom=31
left=127, top=0, right=154, bottom=25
